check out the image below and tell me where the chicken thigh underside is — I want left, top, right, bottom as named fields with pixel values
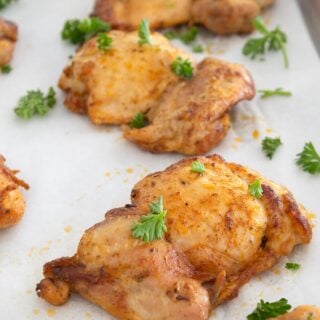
left=92, top=0, right=276, bottom=35
left=0, top=156, right=28, bottom=229
left=37, top=155, right=312, bottom=320
left=0, top=18, right=18, bottom=67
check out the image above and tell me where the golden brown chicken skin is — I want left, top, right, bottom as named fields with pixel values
left=37, top=155, right=312, bottom=319
left=92, top=0, right=192, bottom=31
left=275, top=306, right=320, bottom=320
left=123, top=58, right=254, bottom=155
left=0, top=156, right=29, bottom=229
left=0, top=18, right=18, bottom=67
left=92, top=0, right=275, bottom=35
left=59, top=30, right=191, bottom=124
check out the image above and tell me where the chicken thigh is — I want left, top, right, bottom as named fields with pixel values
left=275, top=306, right=320, bottom=320
left=0, top=156, right=28, bottom=229
left=37, top=155, right=312, bottom=319
left=123, top=58, right=254, bottom=155
left=59, top=30, right=191, bottom=124
left=92, top=0, right=276, bottom=35
left=0, top=18, right=18, bottom=67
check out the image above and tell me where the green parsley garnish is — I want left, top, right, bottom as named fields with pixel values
left=97, top=33, right=113, bottom=52
left=130, top=112, right=148, bottom=129
left=307, top=313, right=313, bottom=320
left=131, top=196, right=167, bottom=242
left=249, top=180, right=263, bottom=199
left=191, top=160, right=205, bottom=174
left=1, top=64, right=12, bottom=74
left=171, top=57, right=193, bottom=79
left=247, top=298, right=291, bottom=320
left=192, top=44, right=204, bottom=53
left=243, top=17, right=289, bottom=68
left=61, top=18, right=110, bottom=45
left=164, top=26, right=198, bottom=44
left=138, top=19, right=152, bottom=46
left=0, top=0, right=15, bottom=10
left=262, top=137, right=282, bottom=159
left=296, top=142, right=320, bottom=174
left=259, top=88, right=292, bottom=99
left=14, top=87, right=56, bottom=119
left=285, top=262, right=300, bottom=271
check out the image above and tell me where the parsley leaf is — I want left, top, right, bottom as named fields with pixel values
left=97, top=33, right=113, bottom=52
left=296, top=142, right=320, bottom=174
left=262, top=137, right=282, bottom=159
left=61, top=18, right=110, bottom=45
left=179, top=26, right=198, bottom=44
left=259, top=88, right=292, bottom=99
left=138, top=19, right=152, bottom=46
left=191, top=160, right=205, bottom=174
left=131, top=196, right=167, bottom=242
left=0, top=0, right=15, bottom=10
left=14, top=87, right=56, bottom=119
left=285, top=262, right=300, bottom=271
left=130, top=112, right=148, bottom=129
left=192, top=44, right=204, bottom=53
left=243, top=17, right=289, bottom=68
left=1, top=64, right=12, bottom=74
left=249, top=180, right=263, bottom=199
left=171, top=57, right=193, bottom=79
left=247, top=298, right=292, bottom=320
left=307, top=313, right=314, bottom=320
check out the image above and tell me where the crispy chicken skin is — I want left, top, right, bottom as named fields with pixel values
left=0, top=156, right=29, bottom=229
left=37, top=155, right=312, bottom=319
left=0, top=18, right=18, bottom=67
left=275, top=306, right=320, bottom=320
left=92, top=0, right=192, bottom=31
left=92, top=0, right=275, bottom=35
left=123, top=58, right=254, bottom=155
left=59, top=30, right=191, bottom=124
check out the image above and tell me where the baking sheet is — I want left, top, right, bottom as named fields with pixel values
left=1, top=0, right=320, bottom=319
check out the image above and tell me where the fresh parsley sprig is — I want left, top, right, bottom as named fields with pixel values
left=191, top=160, right=205, bottom=174
left=14, top=87, right=56, bottom=119
left=296, top=142, right=320, bottom=174
left=259, top=88, right=292, bottom=99
left=249, top=180, right=263, bottom=199
left=61, top=18, right=110, bottom=45
left=97, top=33, right=113, bottom=52
left=138, top=19, right=152, bottom=46
left=1, top=64, right=12, bottom=74
left=171, top=57, right=193, bottom=79
left=247, top=298, right=292, bottom=320
left=130, top=112, right=148, bottom=129
left=285, top=262, right=300, bottom=271
left=0, top=0, right=15, bottom=10
left=164, top=26, right=203, bottom=54
left=243, top=17, right=289, bottom=68
left=262, top=137, right=282, bottom=159
left=131, top=196, right=167, bottom=242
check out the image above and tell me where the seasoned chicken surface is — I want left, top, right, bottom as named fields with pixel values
left=37, top=155, right=312, bottom=319
left=0, top=156, right=28, bottom=229
left=92, top=0, right=276, bottom=35
left=0, top=18, right=18, bottom=67
left=59, top=30, right=191, bottom=124
left=275, top=306, right=320, bottom=320
left=60, top=31, right=254, bottom=154
left=123, top=58, right=254, bottom=155
left=92, top=0, right=192, bottom=31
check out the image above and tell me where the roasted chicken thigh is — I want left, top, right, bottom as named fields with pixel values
left=275, top=306, right=320, bottom=320
left=59, top=31, right=254, bottom=154
left=37, top=155, right=312, bottom=319
left=0, top=18, right=18, bottom=67
left=0, top=156, right=28, bottom=229
left=92, top=0, right=276, bottom=35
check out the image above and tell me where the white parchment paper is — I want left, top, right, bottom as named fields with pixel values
left=0, top=0, right=319, bottom=319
